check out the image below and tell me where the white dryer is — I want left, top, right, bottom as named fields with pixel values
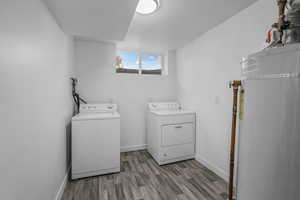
left=71, top=104, right=120, bottom=180
left=147, top=102, right=196, bottom=165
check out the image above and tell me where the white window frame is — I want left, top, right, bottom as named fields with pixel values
left=116, top=50, right=165, bottom=75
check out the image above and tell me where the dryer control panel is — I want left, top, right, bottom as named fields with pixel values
left=148, top=102, right=181, bottom=111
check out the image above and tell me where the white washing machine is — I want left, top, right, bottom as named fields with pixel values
left=71, top=104, right=120, bottom=180
left=147, top=102, right=196, bottom=165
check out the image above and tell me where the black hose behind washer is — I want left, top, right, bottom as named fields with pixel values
left=71, top=78, right=87, bottom=113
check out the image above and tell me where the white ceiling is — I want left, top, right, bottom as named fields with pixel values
left=43, top=0, right=258, bottom=52
left=43, top=0, right=139, bottom=41
left=118, top=0, right=258, bottom=52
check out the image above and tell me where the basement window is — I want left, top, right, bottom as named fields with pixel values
left=116, top=50, right=163, bottom=75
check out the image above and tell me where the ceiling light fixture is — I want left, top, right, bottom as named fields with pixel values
left=136, top=0, right=160, bottom=15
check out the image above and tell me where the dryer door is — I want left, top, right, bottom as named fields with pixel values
left=162, top=123, right=195, bottom=146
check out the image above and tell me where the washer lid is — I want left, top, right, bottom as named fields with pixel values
left=72, top=112, right=120, bottom=121
left=150, top=110, right=196, bottom=116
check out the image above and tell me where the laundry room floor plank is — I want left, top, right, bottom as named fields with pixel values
left=62, top=150, right=228, bottom=200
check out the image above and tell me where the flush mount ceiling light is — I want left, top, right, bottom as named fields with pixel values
left=136, top=0, right=160, bottom=15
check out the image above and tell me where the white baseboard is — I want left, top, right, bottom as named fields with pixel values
left=54, top=168, right=69, bottom=200
left=121, top=144, right=147, bottom=153
left=195, top=154, right=228, bottom=181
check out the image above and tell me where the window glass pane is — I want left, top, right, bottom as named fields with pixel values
left=141, top=54, right=162, bottom=70
left=117, top=51, right=139, bottom=69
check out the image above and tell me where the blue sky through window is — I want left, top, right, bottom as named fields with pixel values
left=117, top=51, right=139, bottom=69
left=141, top=54, right=161, bottom=70
left=117, top=50, right=162, bottom=70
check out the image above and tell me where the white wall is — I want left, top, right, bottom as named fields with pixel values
left=176, top=0, right=276, bottom=180
left=0, top=1, right=74, bottom=200
left=74, top=39, right=177, bottom=151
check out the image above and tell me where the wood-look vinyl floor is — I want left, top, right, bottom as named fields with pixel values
left=62, top=150, right=228, bottom=200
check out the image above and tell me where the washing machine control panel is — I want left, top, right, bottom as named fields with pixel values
left=80, top=104, right=118, bottom=113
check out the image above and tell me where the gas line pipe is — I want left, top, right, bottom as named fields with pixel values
left=228, top=80, right=243, bottom=200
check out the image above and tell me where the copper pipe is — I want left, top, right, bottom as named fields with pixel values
left=228, top=80, right=241, bottom=200
left=277, top=0, right=288, bottom=43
